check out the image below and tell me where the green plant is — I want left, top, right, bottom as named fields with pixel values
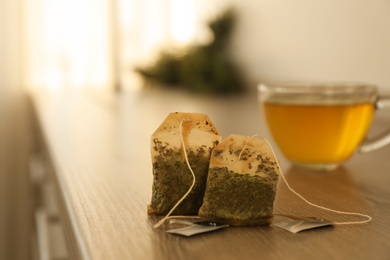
left=135, top=8, right=245, bottom=94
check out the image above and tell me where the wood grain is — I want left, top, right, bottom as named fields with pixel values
left=30, top=89, right=390, bottom=260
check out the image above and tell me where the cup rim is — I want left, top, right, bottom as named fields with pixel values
left=258, top=81, right=377, bottom=94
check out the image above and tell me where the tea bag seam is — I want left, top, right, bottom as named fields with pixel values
left=154, top=117, right=196, bottom=228
left=255, top=135, right=372, bottom=225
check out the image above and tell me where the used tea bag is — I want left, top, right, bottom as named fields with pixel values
left=199, top=134, right=280, bottom=226
left=148, top=112, right=221, bottom=215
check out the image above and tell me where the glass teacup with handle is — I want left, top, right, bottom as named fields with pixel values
left=258, top=82, right=390, bottom=170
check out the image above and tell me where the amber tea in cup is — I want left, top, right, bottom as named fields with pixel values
left=258, top=82, right=390, bottom=170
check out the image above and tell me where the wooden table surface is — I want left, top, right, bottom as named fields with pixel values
left=30, top=88, right=390, bottom=260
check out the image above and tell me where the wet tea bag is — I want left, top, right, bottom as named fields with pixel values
left=148, top=112, right=221, bottom=216
left=199, top=134, right=280, bottom=226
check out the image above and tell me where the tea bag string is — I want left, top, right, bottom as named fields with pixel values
left=254, top=135, right=372, bottom=225
left=154, top=117, right=197, bottom=228
left=238, top=134, right=259, bottom=160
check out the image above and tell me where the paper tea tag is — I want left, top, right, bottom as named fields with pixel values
left=166, top=222, right=229, bottom=237
left=272, top=215, right=332, bottom=233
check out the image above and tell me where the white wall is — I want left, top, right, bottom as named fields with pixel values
left=231, top=0, right=390, bottom=92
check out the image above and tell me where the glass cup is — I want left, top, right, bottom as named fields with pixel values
left=258, top=82, right=390, bottom=171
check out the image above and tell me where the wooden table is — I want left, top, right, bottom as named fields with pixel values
left=30, top=88, right=390, bottom=260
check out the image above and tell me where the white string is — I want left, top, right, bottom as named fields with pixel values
left=238, top=136, right=249, bottom=160
left=154, top=118, right=196, bottom=228
left=238, top=134, right=259, bottom=160
left=256, top=135, right=372, bottom=225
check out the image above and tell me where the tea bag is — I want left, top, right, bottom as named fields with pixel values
left=148, top=112, right=221, bottom=215
left=199, top=134, right=280, bottom=226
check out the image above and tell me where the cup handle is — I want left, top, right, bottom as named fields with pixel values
left=358, top=96, right=390, bottom=153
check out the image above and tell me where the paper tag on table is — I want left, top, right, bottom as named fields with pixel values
left=272, top=215, right=333, bottom=233
left=166, top=222, right=229, bottom=237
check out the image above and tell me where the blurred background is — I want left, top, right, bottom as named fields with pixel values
left=1, top=0, right=390, bottom=259
left=3, top=0, right=390, bottom=93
